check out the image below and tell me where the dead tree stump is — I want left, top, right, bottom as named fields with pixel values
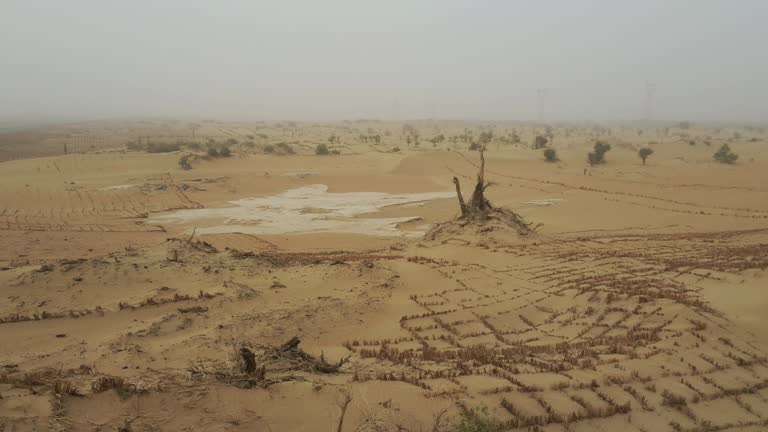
left=444, top=145, right=539, bottom=235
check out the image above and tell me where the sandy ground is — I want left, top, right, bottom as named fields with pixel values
left=1, top=120, right=768, bottom=431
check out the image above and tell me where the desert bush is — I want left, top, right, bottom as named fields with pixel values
left=533, top=135, right=548, bottom=149
left=713, top=144, right=738, bottom=164
left=185, top=142, right=202, bottom=150
left=178, top=154, right=195, bottom=170
left=588, top=141, right=611, bottom=165
left=392, top=147, right=400, bottom=152
left=638, top=147, right=654, bottom=165
left=468, top=142, right=481, bottom=151
left=242, top=140, right=255, bottom=148
left=226, top=138, right=238, bottom=145
left=543, top=148, right=558, bottom=162
left=263, top=144, right=275, bottom=154
left=219, top=146, right=231, bottom=157
left=207, top=147, right=219, bottom=157
left=331, top=149, right=341, bottom=155
left=146, top=142, right=181, bottom=153
left=315, top=143, right=330, bottom=155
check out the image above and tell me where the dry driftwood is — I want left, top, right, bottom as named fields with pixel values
left=189, top=336, right=350, bottom=388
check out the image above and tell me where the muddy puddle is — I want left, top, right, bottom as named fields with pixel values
left=148, top=184, right=453, bottom=237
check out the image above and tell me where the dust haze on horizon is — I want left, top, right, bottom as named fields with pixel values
left=1, top=0, right=767, bottom=124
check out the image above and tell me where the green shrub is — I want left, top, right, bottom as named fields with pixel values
left=455, top=405, right=502, bottom=432
left=533, top=135, right=548, bottom=149
left=543, top=148, right=558, bottom=162
left=315, top=143, right=330, bottom=155
left=588, top=141, right=611, bottom=165
left=178, top=154, right=195, bottom=170
left=713, top=144, right=738, bottom=164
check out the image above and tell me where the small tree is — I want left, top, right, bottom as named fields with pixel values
left=315, top=143, right=330, bottom=155
left=588, top=141, right=611, bottom=165
left=478, top=131, right=494, bottom=145
left=533, top=135, right=548, bottom=149
left=713, top=144, right=738, bottom=164
left=638, top=147, right=654, bottom=165
left=543, top=148, right=558, bottom=162
left=430, top=134, right=445, bottom=145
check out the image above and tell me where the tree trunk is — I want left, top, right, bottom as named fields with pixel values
left=453, top=146, right=492, bottom=218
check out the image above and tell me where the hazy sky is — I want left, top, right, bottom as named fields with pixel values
left=2, top=1, right=767, bottom=122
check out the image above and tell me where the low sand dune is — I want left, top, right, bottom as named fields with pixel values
left=1, top=120, right=768, bottom=431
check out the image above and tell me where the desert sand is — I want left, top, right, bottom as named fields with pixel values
left=1, top=119, right=768, bottom=431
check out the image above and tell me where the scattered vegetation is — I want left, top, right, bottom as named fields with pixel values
left=430, top=134, right=445, bottom=145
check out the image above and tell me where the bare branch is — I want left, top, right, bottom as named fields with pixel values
left=452, top=177, right=467, bottom=216
left=336, top=392, right=353, bottom=432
